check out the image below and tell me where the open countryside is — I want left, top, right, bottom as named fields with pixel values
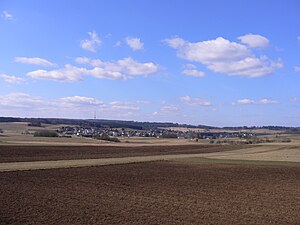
left=1, top=0, right=300, bottom=224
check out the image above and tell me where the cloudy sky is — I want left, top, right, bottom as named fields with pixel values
left=0, top=0, right=300, bottom=126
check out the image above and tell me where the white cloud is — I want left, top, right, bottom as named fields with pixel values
left=0, top=92, right=143, bottom=119
left=136, top=100, right=151, bottom=104
left=257, top=99, right=279, bottom=104
left=15, top=57, right=56, bottom=67
left=238, top=34, right=269, bottom=48
left=236, top=99, right=255, bottom=105
left=2, top=11, right=13, bottom=20
left=153, top=104, right=179, bottom=116
left=88, top=67, right=125, bottom=80
left=180, top=96, right=211, bottom=106
left=0, top=74, right=24, bottom=84
left=125, top=37, right=144, bottom=50
left=75, top=57, right=159, bottom=80
left=236, top=98, right=279, bottom=105
left=182, top=69, right=205, bottom=77
left=27, top=64, right=86, bottom=82
left=108, top=101, right=139, bottom=111
left=164, top=37, right=186, bottom=48
left=118, top=58, right=157, bottom=76
left=60, top=96, right=104, bottom=106
left=59, top=97, right=140, bottom=113
left=294, top=66, right=300, bottom=72
left=75, top=57, right=102, bottom=67
left=165, top=35, right=282, bottom=77
left=29, top=57, right=157, bottom=82
left=184, top=64, right=197, bottom=69
left=207, top=56, right=283, bottom=77
left=0, top=93, right=43, bottom=108
left=80, top=31, right=101, bottom=52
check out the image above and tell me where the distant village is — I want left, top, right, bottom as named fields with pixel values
left=58, top=125, right=256, bottom=140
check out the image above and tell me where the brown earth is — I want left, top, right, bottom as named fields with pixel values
left=0, top=161, right=299, bottom=225
left=0, top=144, right=247, bottom=163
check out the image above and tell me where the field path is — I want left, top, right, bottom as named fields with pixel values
left=199, top=145, right=300, bottom=162
left=0, top=153, right=211, bottom=172
left=1, top=144, right=299, bottom=172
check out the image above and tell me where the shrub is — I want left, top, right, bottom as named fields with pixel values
left=161, top=133, right=178, bottom=138
left=94, top=134, right=120, bottom=142
left=28, top=122, right=42, bottom=127
left=33, top=130, right=59, bottom=137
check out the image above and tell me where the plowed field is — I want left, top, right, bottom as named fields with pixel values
left=0, top=144, right=246, bottom=163
left=1, top=161, right=299, bottom=225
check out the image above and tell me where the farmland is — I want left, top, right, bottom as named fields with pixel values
left=0, top=122, right=300, bottom=224
left=1, top=160, right=300, bottom=225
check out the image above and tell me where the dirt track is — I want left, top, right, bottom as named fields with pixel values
left=200, top=145, right=300, bottom=162
left=0, top=144, right=244, bottom=163
left=0, top=144, right=299, bottom=172
left=0, top=153, right=225, bottom=172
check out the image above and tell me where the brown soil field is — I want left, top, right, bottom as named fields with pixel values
left=0, top=144, right=246, bottom=163
left=1, top=161, right=299, bottom=225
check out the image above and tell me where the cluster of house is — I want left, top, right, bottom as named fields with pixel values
left=58, top=126, right=255, bottom=140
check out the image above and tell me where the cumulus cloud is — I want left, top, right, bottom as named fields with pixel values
left=60, top=96, right=104, bottom=106
left=235, top=98, right=279, bottom=105
left=238, top=34, right=269, bottom=48
left=165, top=35, right=282, bottom=77
left=80, top=31, right=101, bottom=52
left=163, top=37, right=185, bottom=48
left=0, top=74, right=24, bottom=84
left=256, top=99, right=279, bottom=104
left=182, top=69, right=205, bottom=77
left=294, top=66, right=300, bottom=72
left=27, top=64, right=87, bottom=82
left=59, top=97, right=140, bottom=114
left=2, top=11, right=13, bottom=20
left=118, top=58, right=158, bottom=75
left=125, top=37, right=144, bottom=50
left=0, top=93, right=44, bottom=108
left=0, top=92, right=143, bottom=119
left=75, top=57, right=159, bottom=80
left=180, top=96, right=211, bottom=106
left=28, top=57, right=158, bottom=82
left=153, top=105, right=179, bottom=116
left=108, top=101, right=140, bottom=111
left=75, top=57, right=102, bottom=67
left=15, top=57, right=56, bottom=67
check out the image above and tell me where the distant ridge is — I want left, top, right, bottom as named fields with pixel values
left=0, top=117, right=214, bottom=130
left=0, top=117, right=299, bottom=131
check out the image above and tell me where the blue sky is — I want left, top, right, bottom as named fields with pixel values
left=0, top=0, right=300, bottom=126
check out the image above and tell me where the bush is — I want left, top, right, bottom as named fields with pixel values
left=33, top=130, right=59, bottom=137
left=28, top=122, right=42, bottom=127
left=161, top=133, right=178, bottom=138
left=95, top=134, right=120, bottom=142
